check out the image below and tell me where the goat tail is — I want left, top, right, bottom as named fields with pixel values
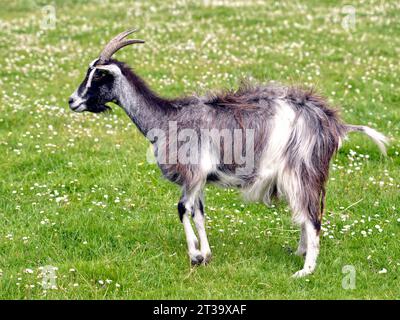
left=345, top=124, right=389, bottom=155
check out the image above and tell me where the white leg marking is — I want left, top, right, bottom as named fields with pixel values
left=182, top=214, right=202, bottom=265
left=292, top=220, right=320, bottom=278
left=193, top=209, right=212, bottom=264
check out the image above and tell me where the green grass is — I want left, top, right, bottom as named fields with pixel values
left=0, top=0, right=399, bottom=299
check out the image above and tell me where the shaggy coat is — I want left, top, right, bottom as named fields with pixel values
left=117, top=61, right=345, bottom=230
left=69, top=33, right=387, bottom=277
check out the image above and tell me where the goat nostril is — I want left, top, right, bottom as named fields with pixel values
left=68, top=97, right=74, bottom=105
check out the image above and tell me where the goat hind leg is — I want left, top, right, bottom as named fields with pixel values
left=282, top=171, right=323, bottom=277
left=293, top=186, right=325, bottom=276
left=292, top=219, right=320, bottom=278
left=295, top=223, right=307, bottom=257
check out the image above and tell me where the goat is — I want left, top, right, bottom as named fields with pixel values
left=69, top=29, right=388, bottom=277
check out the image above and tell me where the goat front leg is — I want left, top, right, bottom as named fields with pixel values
left=178, top=196, right=203, bottom=265
left=193, top=195, right=212, bottom=264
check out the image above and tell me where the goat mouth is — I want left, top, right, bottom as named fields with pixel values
left=70, top=103, right=87, bottom=112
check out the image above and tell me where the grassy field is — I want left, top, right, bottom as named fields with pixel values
left=0, top=0, right=399, bottom=299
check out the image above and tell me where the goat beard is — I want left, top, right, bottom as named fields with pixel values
left=88, top=103, right=112, bottom=113
left=96, top=104, right=112, bottom=113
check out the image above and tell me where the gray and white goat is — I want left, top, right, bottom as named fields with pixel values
left=69, top=29, right=387, bottom=277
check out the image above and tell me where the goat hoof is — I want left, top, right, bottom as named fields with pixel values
left=191, top=254, right=204, bottom=266
left=202, top=252, right=212, bottom=265
left=292, top=268, right=314, bottom=278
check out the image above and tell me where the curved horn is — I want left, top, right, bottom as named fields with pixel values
left=99, top=28, right=145, bottom=63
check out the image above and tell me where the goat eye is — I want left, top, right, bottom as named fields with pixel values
left=95, top=71, right=107, bottom=79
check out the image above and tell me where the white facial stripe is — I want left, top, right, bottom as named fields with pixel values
left=86, top=68, right=96, bottom=88
left=80, top=58, right=101, bottom=96
left=69, top=58, right=102, bottom=112
left=82, top=68, right=97, bottom=95
left=71, top=62, right=121, bottom=110
left=89, top=58, right=99, bottom=68
left=82, top=63, right=121, bottom=95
